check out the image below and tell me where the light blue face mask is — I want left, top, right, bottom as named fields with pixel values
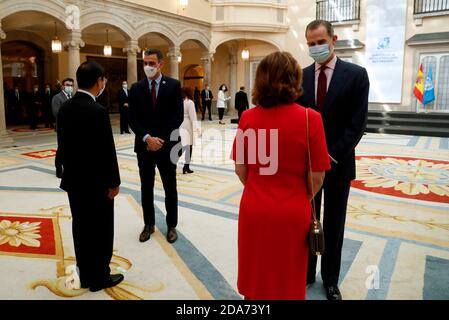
left=309, top=44, right=331, bottom=64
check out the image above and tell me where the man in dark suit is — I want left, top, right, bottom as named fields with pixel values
left=52, top=78, right=74, bottom=178
left=128, top=48, right=184, bottom=244
left=42, top=83, right=55, bottom=129
left=117, top=80, right=131, bottom=134
left=296, top=20, right=369, bottom=300
left=194, top=87, right=201, bottom=113
left=234, top=86, right=249, bottom=122
left=201, top=84, right=213, bottom=121
left=57, top=61, right=123, bottom=292
left=28, top=85, right=42, bottom=130
left=9, top=86, right=27, bottom=125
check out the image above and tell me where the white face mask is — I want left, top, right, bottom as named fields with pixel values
left=221, top=86, right=226, bottom=91
left=64, top=86, right=73, bottom=96
left=144, top=66, right=157, bottom=78
left=122, top=84, right=128, bottom=89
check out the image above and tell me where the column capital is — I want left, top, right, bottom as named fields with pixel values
left=123, top=40, right=141, bottom=55
left=167, top=46, right=181, bottom=58
left=201, top=52, right=214, bottom=63
left=64, top=31, right=84, bottom=49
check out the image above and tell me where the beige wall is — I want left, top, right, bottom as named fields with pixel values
left=124, top=0, right=212, bottom=22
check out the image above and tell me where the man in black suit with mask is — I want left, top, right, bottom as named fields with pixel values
left=117, top=80, right=131, bottom=134
left=128, top=49, right=184, bottom=244
left=234, top=86, right=249, bottom=122
left=201, top=84, right=213, bottom=121
left=296, top=20, right=369, bottom=300
left=57, top=61, right=123, bottom=292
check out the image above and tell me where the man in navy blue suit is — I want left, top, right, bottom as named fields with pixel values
left=296, top=20, right=369, bottom=300
left=128, top=49, right=184, bottom=244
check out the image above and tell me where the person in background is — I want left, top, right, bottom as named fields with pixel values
left=117, top=80, right=131, bottom=134
left=180, top=86, right=201, bottom=174
left=57, top=61, right=122, bottom=292
left=28, top=84, right=42, bottom=130
left=9, top=85, right=27, bottom=125
left=231, top=51, right=330, bottom=300
left=42, top=83, right=55, bottom=129
left=193, top=86, right=202, bottom=113
left=52, top=77, right=74, bottom=178
left=296, top=20, right=369, bottom=300
left=235, top=86, right=249, bottom=123
left=201, top=84, right=213, bottom=121
left=217, top=83, right=231, bottom=125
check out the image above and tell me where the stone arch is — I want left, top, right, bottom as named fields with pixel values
left=212, top=36, right=282, bottom=53
left=179, top=30, right=210, bottom=50
left=135, top=22, right=177, bottom=47
left=80, top=10, right=134, bottom=39
left=0, top=0, right=67, bottom=24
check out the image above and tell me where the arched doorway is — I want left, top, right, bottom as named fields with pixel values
left=2, top=41, right=44, bottom=125
left=183, top=65, right=204, bottom=91
left=82, top=24, right=131, bottom=112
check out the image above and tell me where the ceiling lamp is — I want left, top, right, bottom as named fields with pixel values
left=51, top=22, right=62, bottom=53
left=241, top=38, right=249, bottom=60
left=104, top=29, right=112, bottom=57
left=179, top=0, right=189, bottom=10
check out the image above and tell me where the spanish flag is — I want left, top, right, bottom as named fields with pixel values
left=413, top=63, right=424, bottom=103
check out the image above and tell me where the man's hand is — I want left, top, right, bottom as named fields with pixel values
left=146, top=136, right=164, bottom=151
left=108, top=186, right=120, bottom=200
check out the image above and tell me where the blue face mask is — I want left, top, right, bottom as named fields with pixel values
left=309, top=44, right=331, bottom=64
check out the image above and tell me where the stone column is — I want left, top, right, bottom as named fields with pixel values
left=123, top=40, right=140, bottom=85
left=66, top=31, right=84, bottom=87
left=228, top=44, right=238, bottom=116
left=167, top=46, right=181, bottom=80
left=0, top=24, right=13, bottom=147
left=201, top=52, right=214, bottom=88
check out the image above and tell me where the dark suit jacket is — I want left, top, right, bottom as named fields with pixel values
left=117, top=89, right=129, bottom=111
left=235, top=90, right=249, bottom=111
left=200, top=89, right=213, bottom=103
left=128, top=75, right=184, bottom=154
left=57, top=92, right=121, bottom=192
left=296, top=58, right=369, bottom=181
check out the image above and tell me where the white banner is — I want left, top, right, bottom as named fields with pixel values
left=364, top=0, right=407, bottom=103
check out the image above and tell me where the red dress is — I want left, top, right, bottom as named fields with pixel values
left=231, top=103, right=330, bottom=300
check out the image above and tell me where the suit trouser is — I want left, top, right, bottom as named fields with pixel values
left=238, top=110, right=244, bottom=121
left=137, top=151, right=178, bottom=228
left=218, top=108, right=225, bottom=120
left=119, top=107, right=129, bottom=133
left=307, top=171, right=351, bottom=287
left=202, top=101, right=212, bottom=119
left=68, top=190, right=114, bottom=285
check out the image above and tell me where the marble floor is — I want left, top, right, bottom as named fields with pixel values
left=0, top=115, right=448, bottom=300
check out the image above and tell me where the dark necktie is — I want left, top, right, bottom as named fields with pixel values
left=317, top=65, right=327, bottom=113
left=151, top=80, right=157, bottom=109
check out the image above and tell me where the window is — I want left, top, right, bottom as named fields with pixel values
left=316, top=0, right=360, bottom=23
left=416, top=53, right=449, bottom=112
left=414, top=0, right=449, bottom=15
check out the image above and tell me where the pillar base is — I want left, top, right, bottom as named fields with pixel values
left=0, top=131, right=14, bottom=148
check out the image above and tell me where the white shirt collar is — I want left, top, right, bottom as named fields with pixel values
left=77, top=89, right=96, bottom=101
left=315, top=54, right=337, bottom=71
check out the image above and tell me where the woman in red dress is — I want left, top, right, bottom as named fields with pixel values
left=231, top=51, right=330, bottom=300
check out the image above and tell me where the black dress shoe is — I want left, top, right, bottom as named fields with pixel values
left=56, top=166, right=63, bottom=179
left=139, top=225, right=155, bottom=242
left=89, top=274, right=124, bottom=292
left=324, top=285, right=342, bottom=300
left=167, top=227, right=178, bottom=243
